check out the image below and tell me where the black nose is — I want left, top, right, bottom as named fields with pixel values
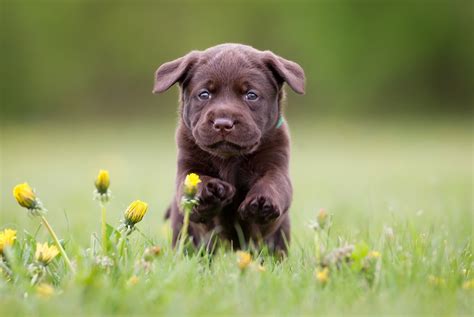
left=213, top=118, right=235, bottom=132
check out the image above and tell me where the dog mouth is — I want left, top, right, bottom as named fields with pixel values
left=203, top=140, right=259, bottom=157
left=192, top=125, right=262, bottom=158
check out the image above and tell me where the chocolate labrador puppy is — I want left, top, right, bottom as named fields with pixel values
left=153, top=43, right=305, bottom=254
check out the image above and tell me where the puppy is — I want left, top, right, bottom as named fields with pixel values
left=153, top=44, right=305, bottom=254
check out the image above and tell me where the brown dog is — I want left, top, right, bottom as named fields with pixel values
left=153, top=44, right=305, bottom=254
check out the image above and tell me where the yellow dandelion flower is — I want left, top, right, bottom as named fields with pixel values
left=0, top=229, right=17, bottom=253
left=127, top=275, right=139, bottom=287
left=184, top=173, right=201, bottom=197
left=428, top=275, right=446, bottom=287
left=124, top=200, right=149, bottom=226
left=462, top=279, right=474, bottom=290
left=237, top=251, right=252, bottom=270
left=368, top=251, right=381, bottom=259
left=315, top=267, right=330, bottom=284
left=95, top=169, right=110, bottom=195
left=36, top=283, right=54, bottom=298
left=35, top=242, right=59, bottom=265
left=13, top=183, right=39, bottom=210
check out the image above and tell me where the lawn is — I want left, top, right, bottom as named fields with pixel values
left=0, top=117, right=472, bottom=316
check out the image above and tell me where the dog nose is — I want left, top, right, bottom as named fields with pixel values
left=213, top=118, right=234, bottom=132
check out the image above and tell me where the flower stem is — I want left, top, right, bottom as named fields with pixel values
left=135, top=227, right=154, bottom=246
left=118, top=235, right=126, bottom=258
left=101, top=203, right=107, bottom=254
left=0, top=260, right=12, bottom=277
left=177, top=206, right=191, bottom=255
left=40, top=215, right=75, bottom=273
left=314, top=232, right=321, bottom=265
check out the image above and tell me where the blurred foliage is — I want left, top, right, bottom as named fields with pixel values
left=1, top=0, right=472, bottom=121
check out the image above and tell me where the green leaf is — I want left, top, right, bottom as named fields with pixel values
left=105, top=223, right=122, bottom=254
left=106, top=223, right=121, bottom=240
left=351, top=241, right=369, bottom=261
left=351, top=241, right=369, bottom=271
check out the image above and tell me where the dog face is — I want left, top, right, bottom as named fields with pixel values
left=153, top=44, right=305, bottom=158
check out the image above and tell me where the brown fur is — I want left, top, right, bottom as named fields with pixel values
left=153, top=44, right=305, bottom=254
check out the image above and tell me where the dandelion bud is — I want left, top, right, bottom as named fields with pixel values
left=236, top=251, right=252, bottom=270
left=178, top=173, right=201, bottom=254
left=35, top=242, right=59, bottom=265
left=0, top=229, right=17, bottom=253
left=13, top=183, right=41, bottom=210
left=95, top=169, right=110, bottom=195
left=317, top=208, right=329, bottom=229
left=183, top=173, right=201, bottom=197
left=143, top=246, right=161, bottom=261
left=123, top=200, right=149, bottom=227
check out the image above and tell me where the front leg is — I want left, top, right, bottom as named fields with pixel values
left=171, top=174, right=235, bottom=248
left=238, top=171, right=292, bottom=225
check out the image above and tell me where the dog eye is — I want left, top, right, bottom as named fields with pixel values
left=245, top=91, right=258, bottom=101
left=198, top=90, right=211, bottom=100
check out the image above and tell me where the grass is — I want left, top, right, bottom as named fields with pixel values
left=0, top=117, right=472, bottom=316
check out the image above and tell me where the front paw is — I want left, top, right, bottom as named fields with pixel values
left=199, top=178, right=235, bottom=206
left=238, top=195, right=281, bottom=224
left=189, top=178, right=235, bottom=223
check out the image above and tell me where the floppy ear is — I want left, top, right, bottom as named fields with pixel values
left=263, top=51, right=305, bottom=95
left=152, top=51, right=200, bottom=94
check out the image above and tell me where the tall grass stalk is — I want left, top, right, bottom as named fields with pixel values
left=39, top=215, right=75, bottom=273
left=101, top=203, right=107, bottom=254
left=177, top=206, right=191, bottom=255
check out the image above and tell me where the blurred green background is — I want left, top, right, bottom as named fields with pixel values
left=0, top=0, right=472, bottom=244
left=1, top=0, right=472, bottom=120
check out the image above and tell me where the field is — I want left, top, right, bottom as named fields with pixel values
left=0, top=117, right=472, bottom=316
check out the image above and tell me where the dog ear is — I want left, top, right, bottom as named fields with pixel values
left=153, top=51, right=200, bottom=94
left=263, top=51, right=305, bottom=95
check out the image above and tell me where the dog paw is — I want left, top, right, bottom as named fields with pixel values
left=238, top=195, right=281, bottom=224
left=199, top=178, right=235, bottom=206
left=189, top=178, right=235, bottom=223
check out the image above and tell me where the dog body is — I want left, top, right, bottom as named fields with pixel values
left=153, top=44, right=305, bottom=253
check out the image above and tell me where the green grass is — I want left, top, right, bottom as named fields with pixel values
left=0, top=118, right=472, bottom=316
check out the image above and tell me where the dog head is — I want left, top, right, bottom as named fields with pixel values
left=153, top=44, right=305, bottom=158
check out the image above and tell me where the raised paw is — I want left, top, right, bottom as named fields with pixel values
left=189, top=178, right=235, bottom=223
left=238, top=195, right=281, bottom=224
